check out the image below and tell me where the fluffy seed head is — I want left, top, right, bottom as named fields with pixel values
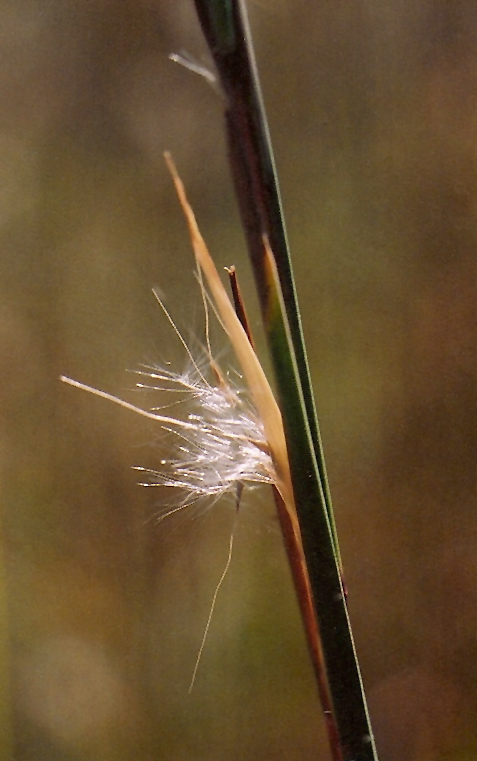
left=133, top=359, right=276, bottom=509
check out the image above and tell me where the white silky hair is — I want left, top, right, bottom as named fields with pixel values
left=63, top=285, right=275, bottom=510
left=61, top=282, right=277, bottom=691
left=133, top=359, right=274, bottom=506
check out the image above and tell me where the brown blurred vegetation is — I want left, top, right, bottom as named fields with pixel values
left=1, top=1, right=477, bottom=759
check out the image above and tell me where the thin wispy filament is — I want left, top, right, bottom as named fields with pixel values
left=188, top=512, right=238, bottom=693
left=61, top=345, right=275, bottom=510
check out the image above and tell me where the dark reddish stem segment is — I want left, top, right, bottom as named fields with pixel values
left=272, top=486, right=343, bottom=761
left=226, top=266, right=255, bottom=347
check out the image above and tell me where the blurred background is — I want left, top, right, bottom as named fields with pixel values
left=1, top=1, right=477, bottom=759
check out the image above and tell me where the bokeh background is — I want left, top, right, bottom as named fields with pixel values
left=1, top=1, right=477, bottom=759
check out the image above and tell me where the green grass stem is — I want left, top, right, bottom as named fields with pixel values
left=192, top=2, right=379, bottom=759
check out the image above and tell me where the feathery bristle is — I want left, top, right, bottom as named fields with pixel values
left=62, top=319, right=276, bottom=512
left=133, top=359, right=275, bottom=508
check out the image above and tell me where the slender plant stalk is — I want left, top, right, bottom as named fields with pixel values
left=191, top=2, right=378, bottom=760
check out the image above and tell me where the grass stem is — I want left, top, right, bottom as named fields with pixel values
left=192, top=2, right=378, bottom=759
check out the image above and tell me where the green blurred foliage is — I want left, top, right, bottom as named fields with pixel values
left=1, top=1, right=477, bottom=759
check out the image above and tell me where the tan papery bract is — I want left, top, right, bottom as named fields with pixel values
left=164, top=153, right=296, bottom=519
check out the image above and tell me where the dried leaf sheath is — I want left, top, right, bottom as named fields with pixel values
left=164, top=153, right=295, bottom=519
